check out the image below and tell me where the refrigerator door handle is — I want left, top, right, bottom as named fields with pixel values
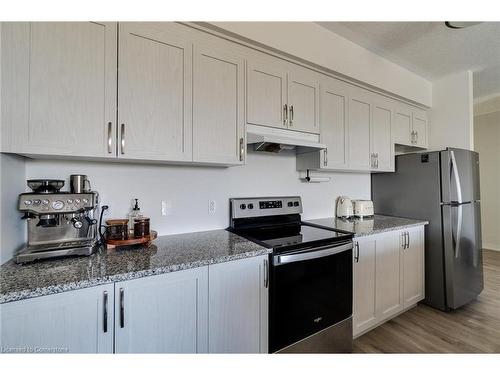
left=450, top=150, right=464, bottom=204
left=454, top=204, right=463, bottom=259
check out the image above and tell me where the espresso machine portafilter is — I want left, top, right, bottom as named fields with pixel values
left=17, top=179, right=100, bottom=263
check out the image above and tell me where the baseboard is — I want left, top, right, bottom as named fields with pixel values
left=483, top=244, right=500, bottom=252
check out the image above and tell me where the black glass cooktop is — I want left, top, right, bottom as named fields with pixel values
left=233, top=222, right=352, bottom=252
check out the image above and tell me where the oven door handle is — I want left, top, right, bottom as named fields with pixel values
left=273, top=242, right=353, bottom=266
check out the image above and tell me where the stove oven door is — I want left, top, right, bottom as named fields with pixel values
left=269, top=241, right=353, bottom=353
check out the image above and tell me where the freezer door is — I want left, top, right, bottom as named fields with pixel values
left=442, top=201, right=483, bottom=309
left=441, top=148, right=481, bottom=204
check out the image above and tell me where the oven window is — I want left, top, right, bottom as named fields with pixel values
left=269, top=248, right=352, bottom=353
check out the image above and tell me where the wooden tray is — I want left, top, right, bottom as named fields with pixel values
left=106, top=230, right=158, bottom=249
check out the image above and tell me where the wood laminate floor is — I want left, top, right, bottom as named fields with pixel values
left=353, top=249, right=500, bottom=353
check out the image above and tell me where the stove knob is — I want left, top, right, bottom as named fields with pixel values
left=248, top=203, right=254, bottom=209
left=240, top=204, right=246, bottom=210
left=293, top=201, right=299, bottom=207
left=287, top=202, right=293, bottom=207
left=33, top=199, right=41, bottom=206
left=51, top=200, right=64, bottom=210
left=24, top=200, right=32, bottom=206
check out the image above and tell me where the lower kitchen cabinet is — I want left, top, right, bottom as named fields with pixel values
left=0, top=284, right=114, bottom=353
left=403, top=226, right=425, bottom=308
left=114, top=266, right=208, bottom=353
left=353, top=226, right=425, bottom=337
left=208, top=255, right=269, bottom=353
left=353, top=236, right=377, bottom=335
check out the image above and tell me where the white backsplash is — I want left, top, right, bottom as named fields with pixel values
left=2, top=150, right=371, bottom=262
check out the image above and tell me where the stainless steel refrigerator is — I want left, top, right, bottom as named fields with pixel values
left=372, top=148, right=483, bottom=311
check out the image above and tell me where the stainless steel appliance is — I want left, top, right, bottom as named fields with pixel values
left=228, top=196, right=354, bottom=353
left=17, top=179, right=100, bottom=263
left=372, top=148, right=483, bottom=311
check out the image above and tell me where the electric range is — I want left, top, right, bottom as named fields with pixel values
left=228, top=196, right=354, bottom=353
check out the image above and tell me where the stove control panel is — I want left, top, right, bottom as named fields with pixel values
left=230, top=196, right=302, bottom=219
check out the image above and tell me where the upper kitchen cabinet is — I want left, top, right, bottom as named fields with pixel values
left=286, top=66, right=320, bottom=134
left=394, top=102, right=428, bottom=149
left=1, top=22, right=117, bottom=157
left=347, top=86, right=372, bottom=170
left=117, top=23, right=192, bottom=162
left=247, top=57, right=288, bottom=130
left=371, top=97, right=394, bottom=172
left=246, top=54, right=320, bottom=134
left=193, top=38, right=245, bottom=165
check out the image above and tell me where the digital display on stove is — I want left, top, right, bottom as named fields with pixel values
left=259, top=200, right=282, bottom=209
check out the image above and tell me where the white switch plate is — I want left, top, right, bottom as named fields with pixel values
left=161, top=200, right=172, bottom=216
left=208, top=199, right=216, bottom=214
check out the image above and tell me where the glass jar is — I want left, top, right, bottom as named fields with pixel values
left=133, top=217, right=150, bottom=238
left=105, top=219, right=129, bottom=240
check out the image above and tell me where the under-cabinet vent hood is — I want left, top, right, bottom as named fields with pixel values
left=246, top=125, right=326, bottom=154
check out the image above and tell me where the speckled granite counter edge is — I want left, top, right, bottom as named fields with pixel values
left=352, top=221, right=429, bottom=238
left=0, top=248, right=271, bottom=304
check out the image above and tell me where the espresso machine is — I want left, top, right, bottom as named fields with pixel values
left=17, top=178, right=100, bottom=263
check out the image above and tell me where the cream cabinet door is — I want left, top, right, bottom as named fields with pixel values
left=412, top=110, right=428, bottom=148
left=371, top=98, right=394, bottom=172
left=117, top=23, right=192, bottom=161
left=319, top=78, right=349, bottom=169
left=0, top=284, right=114, bottom=353
left=247, top=58, right=287, bottom=129
left=375, top=231, right=404, bottom=321
left=353, top=236, right=377, bottom=336
left=208, top=255, right=268, bottom=353
left=287, top=68, right=320, bottom=134
left=114, top=267, right=208, bottom=353
left=193, top=40, right=245, bottom=164
left=394, top=105, right=413, bottom=146
left=403, top=226, right=425, bottom=308
left=3, top=22, right=117, bottom=157
left=348, top=88, right=372, bottom=170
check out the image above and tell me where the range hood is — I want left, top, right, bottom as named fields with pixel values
left=246, top=125, right=326, bottom=154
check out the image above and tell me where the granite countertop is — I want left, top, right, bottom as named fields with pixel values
left=305, top=214, right=428, bottom=237
left=0, top=229, right=270, bottom=304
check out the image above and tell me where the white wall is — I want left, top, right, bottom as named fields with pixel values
left=0, top=153, right=26, bottom=264
left=209, top=22, right=432, bottom=107
left=0, top=151, right=370, bottom=261
left=474, top=111, right=500, bottom=251
left=429, top=71, right=474, bottom=151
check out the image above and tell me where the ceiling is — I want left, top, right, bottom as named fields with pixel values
left=317, top=22, right=500, bottom=99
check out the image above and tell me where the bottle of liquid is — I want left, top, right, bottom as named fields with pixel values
left=128, top=198, right=142, bottom=233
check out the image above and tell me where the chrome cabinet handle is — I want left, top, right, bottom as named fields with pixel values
left=415, top=131, right=418, bottom=144
left=103, top=291, right=108, bottom=333
left=323, top=149, right=328, bottom=166
left=107, top=122, right=113, bottom=154
left=263, top=259, right=269, bottom=288
left=407, top=231, right=410, bottom=249
left=239, top=137, right=244, bottom=162
left=120, top=124, right=125, bottom=154
left=119, top=288, right=125, bottom=328
left=289, top=105, right=294, bottom=126
left=375, top=153, right=379, bottom=169
left=283, top=104, right=288, bottom=126
left=354, top=242, right=360, bottom=263
left=402, top=232, right=407, bottom=249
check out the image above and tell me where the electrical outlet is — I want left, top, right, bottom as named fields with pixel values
left=208, top=199, right=216, bottom=214
left=161, top=200, right=172, bottom=216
